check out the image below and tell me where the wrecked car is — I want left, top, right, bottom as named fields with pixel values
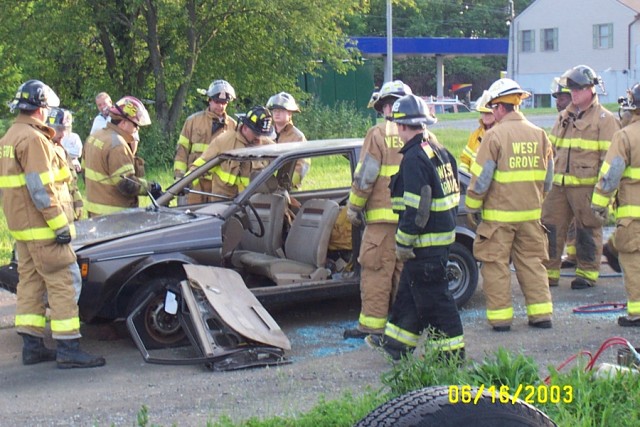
left=0, top=138, right=478, bottom=356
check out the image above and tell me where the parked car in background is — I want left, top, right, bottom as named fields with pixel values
left=0, top=139, right=479, bottom=349
left=422, top=96, right=472, bottom=114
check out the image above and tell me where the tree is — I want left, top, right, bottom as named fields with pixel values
left=0, top=0, right=364, bottom=161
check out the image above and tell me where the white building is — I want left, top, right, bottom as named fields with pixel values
left=508, top=0, right=640, bottom=106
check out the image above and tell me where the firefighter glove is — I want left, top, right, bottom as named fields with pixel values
left=149, top=182, right=163, bottom=199
left=396, top=244, right=416, bottom=262
left=346, top=206, right=362, bottom=227
left=55, top=229, right=72, bottom=245
left=591, top=204, right=609, bottom=225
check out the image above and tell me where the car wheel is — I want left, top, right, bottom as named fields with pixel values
left=448, top=242, right=478, bottom=308
left=355, top=385, right=557, bottom=427
left=127, top=277, right=187, bottom=350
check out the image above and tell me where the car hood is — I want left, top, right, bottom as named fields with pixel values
left=73, top=208, right=208, bottom=249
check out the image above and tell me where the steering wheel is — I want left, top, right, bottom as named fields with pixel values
left=241, top=199, right=265, bottom=238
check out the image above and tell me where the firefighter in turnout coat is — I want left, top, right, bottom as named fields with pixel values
left=542, top=65, right=620, bottom=289
left=366, top=94, right=465, bottom=361
left=189, top=106, right=275, bottom=201
left=84, top=96, right=160, bottom=217
left=592, top=83, right=640, bottom=327
left=344, top=81, right=412, bottom=339
left=466, top=78, right=554, bottom=331
left=0, top=80, right=104, bottom=368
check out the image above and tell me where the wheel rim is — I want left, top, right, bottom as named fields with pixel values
left=143, top=294, right=184, bottom=345
left=447, top=253, right=469, bottom=300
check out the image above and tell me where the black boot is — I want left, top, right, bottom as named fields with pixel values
left=56, top=339, right=106, bottom=369
left=20, top=334, right=57, bottom=365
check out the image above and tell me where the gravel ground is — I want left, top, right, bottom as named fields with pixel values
left=0, top=256, right=635, bottom=426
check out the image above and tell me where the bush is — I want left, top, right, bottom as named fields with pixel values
left=295, top=99, right=374, bottom=140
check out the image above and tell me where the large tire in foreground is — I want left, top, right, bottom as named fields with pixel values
left=355, top=385, right=557, bottom=427
left=448, top=242, right=478, bottom=308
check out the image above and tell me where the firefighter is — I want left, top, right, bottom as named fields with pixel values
left=459, top=90, right=495, bottom=174
left=542, top=65, right=620, bottom=289
left=343, top=81, right=411, bottom=340
left=550, top=78, right=577, bottom=268
left=173, top=80, right=237, bottom=203
left=466, top=78, right=554, bottom=331
left=366, top=94, right=465, bottom=361
left=266, top=92, right=309, bottom=186
left=188, top=106, right=274, bottom=201
left=84, top=96, right=161, bottom=217
left=0, top=80, right=104, bottom=368
left=592, top=83, right=640, bottom=326
left=47, top=108, right=83, bottom=220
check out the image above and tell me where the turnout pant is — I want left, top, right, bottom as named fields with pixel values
left=15, top=241, right=82, bottom=339
left=542, top=186, right=603, bottom=285
left=384, top=256, right=464, bottom=353
left=614, top=220, right=640, bottom=317
left=357, top=223, right=403, bottom=333
left=474, top=221, right=552, bottom=328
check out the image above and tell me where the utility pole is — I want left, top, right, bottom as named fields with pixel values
left=384, top=0, right=393, bottom=82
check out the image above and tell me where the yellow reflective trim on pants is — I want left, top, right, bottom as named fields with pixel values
left=553, top=174, right=598, bottom=186
left=487, top=307, right=514, bottom=321
left=51, top=317, right=81, bottom=333
left=616, top=205, right=640, bottom=219
left=627, top=300, right=640, bottom=316
left=359, top=313, right=387, bottom=330
left=348, top=192, right=367, bottom=208
left=592, top=191, right=610, bottom=208
left=86, top=200, right=126, bottom=215
left=385, top=322, right=419, bottom=347
left=576, top=268, right=598, bottom=282
left=566, top=245, right=576, bottom=255
left=365, top=208, right=398, bottom=222
left=15, top=314, right=47, bottom=328
left=527, top=302, right=553, bottom=317
left=428, top=334, right=465, bottom=351
left=493, top=169, right=547, bottom=183
left=481, top=208, right=541, bottom=222
left=547, top=269, right=560, bottom=280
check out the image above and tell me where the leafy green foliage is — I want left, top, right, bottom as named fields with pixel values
left=466, top=347, right=540, bottom=389
left=295, top=99, right=374, bottom=140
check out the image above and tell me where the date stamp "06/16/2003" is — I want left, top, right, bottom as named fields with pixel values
left=448, top=384, right=574, bottom=405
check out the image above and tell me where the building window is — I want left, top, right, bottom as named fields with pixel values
left=519, top=30, right=535, bottom=52
left=541, top=28, right=558, bottom=52
left=593, top=23, right=613, bottom=49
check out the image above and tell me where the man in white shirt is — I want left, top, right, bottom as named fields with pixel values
left=89, top=92, right=112, bottom=135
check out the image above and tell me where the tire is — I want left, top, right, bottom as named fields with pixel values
left=355, top=385, right=557, bottom=427
left=127, top=276, right=188, bottom=350
left=448, top=241, right=478, bottom=308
